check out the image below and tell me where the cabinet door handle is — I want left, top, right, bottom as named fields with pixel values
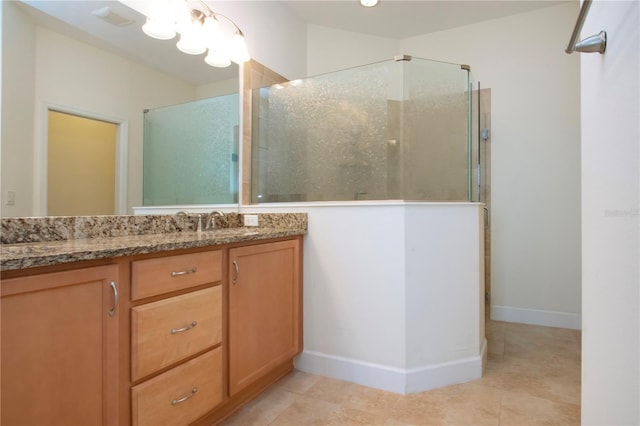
left=170, top=267, right=197, bottom=277
left=171, top=387, right=197, bottom=405
left=232, top=260, right=239, bottom=284
left=171, top=321, right=198, bottom=334
left=108, top=281, right=119, bottom=317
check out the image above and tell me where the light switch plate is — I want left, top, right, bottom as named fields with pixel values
left=244, top=214, right=259, bottom=227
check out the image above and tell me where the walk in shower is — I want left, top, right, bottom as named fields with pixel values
left=251, top=56, right=483, bottom=203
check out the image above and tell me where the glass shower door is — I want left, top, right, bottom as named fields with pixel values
left=401, top=58, right=471, bottom=201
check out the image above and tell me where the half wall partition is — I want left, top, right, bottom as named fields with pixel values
left=246, top=57, right=487, bottom=395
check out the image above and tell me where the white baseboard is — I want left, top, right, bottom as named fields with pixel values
left=491, top=304, right=582, bottom=330
left=405, top=339, right=486, bottom=393
left=294, top=343, right=485, bottom=395
left=294, top=351, right=407, bottom=393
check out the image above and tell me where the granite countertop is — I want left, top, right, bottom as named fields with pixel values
left=1, top=213, right=307, bottom=272
left=1, top=227, right=305, bottom=271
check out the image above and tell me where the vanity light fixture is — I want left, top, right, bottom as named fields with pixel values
left=360, top=0, right=379, bottom=7
left=141, top=0, right=249, bottom=67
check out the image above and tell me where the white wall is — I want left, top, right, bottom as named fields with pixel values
left=298, top=205, right=407, bottom=369
left=195, top=78, right=238, bottom=100
left=306, top=24, right=399, bottom=76
left=580, top=1, right=639, bottom=424
left=1, top=1, right=36, bottom=216
left=400, top=2, right=582, bottom=327
left=405, top=204, right=485, bottom=368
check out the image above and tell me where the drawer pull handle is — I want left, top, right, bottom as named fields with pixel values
left=108, top=281, right=119, bottom=317
left=171, top=321, right=198, bottom=334
left=232, top=260, right=239, bottom=285
left=171, top=267, right=197, bottom=277
left=171, top=387, right=197, bottom=405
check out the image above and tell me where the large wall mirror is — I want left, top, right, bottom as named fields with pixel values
left=1, top=0, right=240, bottom=218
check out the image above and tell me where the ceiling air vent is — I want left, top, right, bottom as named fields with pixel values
left=91, top=7, right=134, bottom=27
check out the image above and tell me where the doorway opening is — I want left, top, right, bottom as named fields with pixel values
left=36, top=106, right=128, bottom=216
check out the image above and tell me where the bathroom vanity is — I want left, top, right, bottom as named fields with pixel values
left=0, top=214, right=305, bottom=426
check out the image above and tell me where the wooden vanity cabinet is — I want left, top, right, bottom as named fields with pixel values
left=0, top=235, right=303, bottom=426
left=228, top=238, right=302, bottom=396
left=1, top=264, right=121, bottom=426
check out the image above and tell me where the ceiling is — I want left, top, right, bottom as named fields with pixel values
left=16, top=0, right=564, bottom=86
left=281, top=1, right=564, bottom=40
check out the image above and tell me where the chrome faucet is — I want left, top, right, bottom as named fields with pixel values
left=176, top=210, right=203, bottom=232
left=204, top=210, right=225, bottom=231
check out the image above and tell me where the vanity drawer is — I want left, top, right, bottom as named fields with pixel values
left=132, top=286, right=222, bottom=380
left=131, top=250, right=222, bottom=300
left=131, top=348, right=223, bottom=426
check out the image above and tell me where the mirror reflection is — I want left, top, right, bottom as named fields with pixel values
left=143, top=94, right=239, bottom=206
left=1, top=0, right=240, bottom=218
left=47, top=110, right=119, bottom=216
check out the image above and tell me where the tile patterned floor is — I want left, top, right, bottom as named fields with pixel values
left=220, top=320, right=581, bottom=425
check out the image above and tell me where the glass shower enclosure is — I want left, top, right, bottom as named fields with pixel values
left=251, top=56, right=481, bottom=203
left=143, top=93, right=240, bottom=206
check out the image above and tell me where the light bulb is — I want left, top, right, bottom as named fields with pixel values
left=360, top=0, right=378, bottom=7
left=176, top=18, right=206, bottom=55
left=142, top=17, right=176, bottom=40
left=227, top=32, right=250, bottom=64
left=177, top=32, right=206, bottom=54
left=205, top=49, right=231, bottom=67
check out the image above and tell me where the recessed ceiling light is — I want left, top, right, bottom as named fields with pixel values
left=360, top=0, right=379, bottom=7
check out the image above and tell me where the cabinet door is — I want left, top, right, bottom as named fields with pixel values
left=1, top=265, right=120, bottom=426
left=229, top=239, right=301, bottom=395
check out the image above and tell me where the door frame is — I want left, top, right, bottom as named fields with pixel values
left=34, top=103, right=128, bottom=216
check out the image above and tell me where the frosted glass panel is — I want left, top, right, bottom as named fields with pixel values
left=401, top=59, right=470, bottom=200
left=252, top=61, right=393, bottom=202
left=143, top=94, right=239, bottom=205
left=251, top=58, right=470, bottom=203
